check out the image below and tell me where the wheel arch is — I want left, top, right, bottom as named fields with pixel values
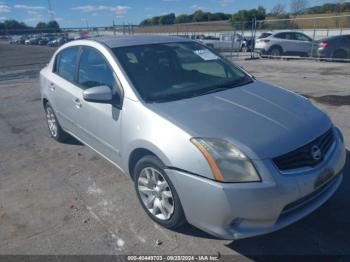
left=128, top=148, right=164, bottom=181
left=332, top=48, right=348, bottom=58
left=268, top=44, right=283, bottom=54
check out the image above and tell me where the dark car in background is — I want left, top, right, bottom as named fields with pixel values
left=11, top=36, right=27, bottom=44
left=47, top=36, right=70, bottom=47
left=38, top=37, right=51, bottom=46
left=315, top=34, right=350, bottom=60
left=25, top=37, right=41, bottom=45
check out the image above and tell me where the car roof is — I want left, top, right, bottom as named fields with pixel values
left=259, top=31, right=304, bottom=35
left=323, top=34, right=350, bottom=40
left=91, top=35, right=192, bottom=48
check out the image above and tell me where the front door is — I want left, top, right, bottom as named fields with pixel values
left=73, top=46, right=123, bottom=165
left=293, top=32, right=313, bottom=55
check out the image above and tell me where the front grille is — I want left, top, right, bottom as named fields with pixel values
left=273, top=128, right=334, bottom=171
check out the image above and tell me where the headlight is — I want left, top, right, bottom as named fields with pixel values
left=191, top=138, right=260, bottom=182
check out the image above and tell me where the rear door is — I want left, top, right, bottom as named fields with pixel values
left=342, top=35, right=350, bottom=57
left=50, top=46, right=81, bottom=134
left=74, top=46, right=123, bottom=164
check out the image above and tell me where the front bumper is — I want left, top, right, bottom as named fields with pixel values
left=166, top=130, right=346, bottom=240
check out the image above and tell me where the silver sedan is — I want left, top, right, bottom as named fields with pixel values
left=40, top=35, right=346, bottom=239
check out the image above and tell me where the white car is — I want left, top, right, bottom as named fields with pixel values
left=255, top=31, right=314, bottom=57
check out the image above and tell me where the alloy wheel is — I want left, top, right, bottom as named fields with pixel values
left=137, top=167, right=174, bottom=220
left=46, top=106, right=58, bottom=137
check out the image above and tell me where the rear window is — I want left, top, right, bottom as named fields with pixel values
left=258, top=33, right=272, bottom=39
left=204, top=36, right=219, bottom=40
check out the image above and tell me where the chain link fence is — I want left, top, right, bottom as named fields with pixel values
left=1, top=15, right=349, bottom=61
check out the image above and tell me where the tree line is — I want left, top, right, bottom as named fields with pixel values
left=140, top=11, right=232, bottom=26
left=140, top=0, right=350, bottom=26
left=0, top=20, right=61, bottom=34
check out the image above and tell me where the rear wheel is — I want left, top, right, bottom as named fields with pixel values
left=269, top=46, right=282, bottom=57
left=134, top=155, right=186, bottom=229
left=44, top=103, right=69, bottom=142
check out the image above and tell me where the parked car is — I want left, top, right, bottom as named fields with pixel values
left=40, top=35, right=346, bottom=240
left=201, top=33, right=245, bottom=52
left=255, top=31, right=314, bottom=57
left=25, top=37, right=41, bottom=45
left=9, top=36, right=20, bottom=44
left=14, top=36, right=27, bottom=44
left=312, top=34, right=350, bottom=60
left=47, top=36, right=70, bottom=47
left=38, top=37, right=52, bottom=46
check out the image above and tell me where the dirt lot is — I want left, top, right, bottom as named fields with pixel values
left=0, top=41, right=350, bottom=258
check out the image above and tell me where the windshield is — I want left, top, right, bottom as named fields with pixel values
left=113, top=42, right=251, bottom=103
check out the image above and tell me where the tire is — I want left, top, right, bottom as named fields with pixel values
left=269, top=46, right=282, bottom=57
left=134, top=155, right=186, bottom=229
left=332, top=49, right=347, bottom=61
left=44, top=103, right=69, bottom=142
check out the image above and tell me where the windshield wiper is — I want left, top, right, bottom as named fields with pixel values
left=198, top=86, right=233, bottom=96
left=199, top=78, right=253, bottom=96
left=145, top=77, right=254, bottom=103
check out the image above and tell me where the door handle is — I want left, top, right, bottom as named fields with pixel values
left=74, top=98, right=82, bottom=109
left=49, top=82, right=55, bottom=91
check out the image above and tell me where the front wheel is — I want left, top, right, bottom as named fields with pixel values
left=134, top=155, right=186, bottom=229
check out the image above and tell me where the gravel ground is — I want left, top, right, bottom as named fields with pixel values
left=0, top=41, right=349, bottom=258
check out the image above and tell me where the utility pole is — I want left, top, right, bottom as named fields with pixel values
left=47, top=0, right=55, bottom=21
left=85, top=19, right=89, bottom=29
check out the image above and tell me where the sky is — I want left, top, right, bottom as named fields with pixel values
left=0, top=0, right=337, bottom=28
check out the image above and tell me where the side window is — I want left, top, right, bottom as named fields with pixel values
left=274, top=33, right=286, bottom=39
left=55, top=47, right=79, bottom=82
left=295, top=33, right=312, bottom=41
left=285, top=33, right=293, bottom=40
left=222, top=35, right=231, bottom=41
left=78, top=47, right=115, bottom=90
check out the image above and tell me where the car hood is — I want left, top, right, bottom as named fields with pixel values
left=147, top=80, right=332, bottom=160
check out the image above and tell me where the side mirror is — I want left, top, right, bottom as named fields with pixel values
left=83, top=85, right=113, bottom=103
